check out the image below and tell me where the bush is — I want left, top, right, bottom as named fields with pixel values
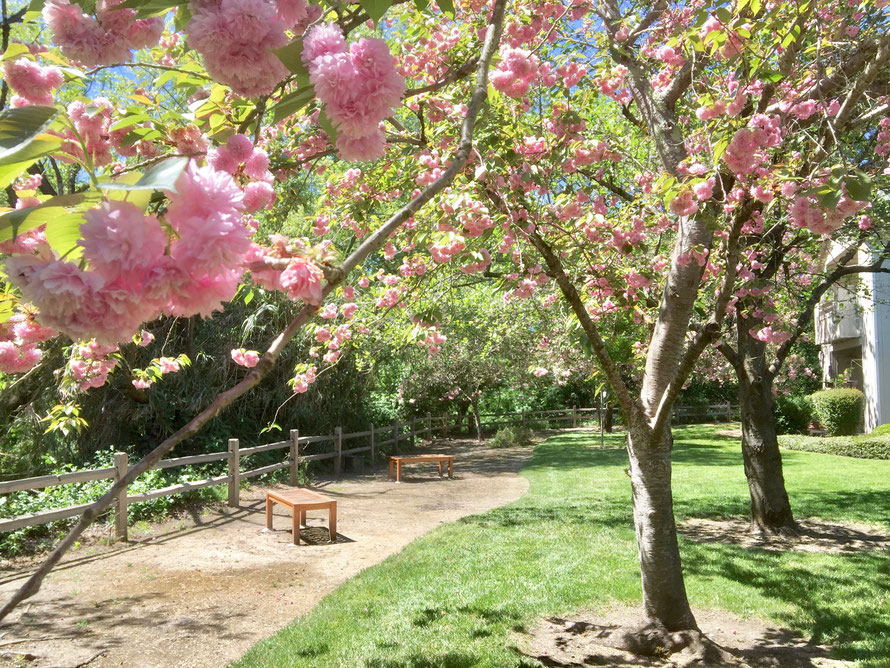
left=780, top=433, right=890, bottom=460
left=808, top=388, right=865, bottom=436
left=773, top=395, right=812, bottom=435
left=488, top=425, right=534, bottom=448
left=868, top=424, right=890, bottom=437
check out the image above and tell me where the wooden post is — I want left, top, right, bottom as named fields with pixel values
left=726, top=402, right=732, bottom=421
left=393, top=418, right=399, bottom=455
left=114, top=451, right=128, bottom=541
left=572, top=405, right=578, bottom=428
left=334, top=426, right=342, bottom=476
left=521, top=410, right=527, bottom=427
left=409, top=416, right=416, bottom=449
left=228, top=438, right=240, bottom=508
left=442, top=412, right=449, bottom=438
left=289, top=429, right=299, bottom=486
left=370, top=423, right=376, bottom=461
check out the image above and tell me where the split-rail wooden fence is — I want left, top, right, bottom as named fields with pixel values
left=0, top=402, right=736, bottom=540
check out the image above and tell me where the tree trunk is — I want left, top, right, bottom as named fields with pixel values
left=626, top=423, right=698, bottom=631
left=471, top=395, right=482, bottom=442
left=456, top=403, right=468, bottom=435
left=738, top=329, right=796, bottom=533
left=603, top=403, right=614, bottom=433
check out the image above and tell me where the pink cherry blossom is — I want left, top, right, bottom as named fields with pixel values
left=231, top=348, right=260, bottom=367
left=280, top=258, right=324, bottom=305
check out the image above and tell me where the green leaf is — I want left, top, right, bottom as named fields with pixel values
left=1, top=43, right=32, bottom=62
left=272, top=39, right=308, bottom=76
left=845, top=171, right=873, bottom=202
left=0, top=193, right=90, bottom=243
left=99, top=157, right=188, bottom=193
left=816, top=187, right=842, bottom=210
left=116, top=0, right=182, bottom=19
left=360, top=0, right=392, bottom=23
left=715, top=7, right=732, bottom=23
left=45, top=212, right=86, bottom=260
left=437, top=0, right=455, bottom=16
left=0, top=106, right=60, bottom=168
left=318, top=109, right=340, bottom=141
left=270, top=83, right=315, bottom=125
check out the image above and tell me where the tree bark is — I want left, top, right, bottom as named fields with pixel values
left=471, top=394, right=482, bottom=442
left=626, top=422, right=698, bottom=631
left=603, top=402, right=614, bottom=433
left=737, top=327, right=796, bottom=533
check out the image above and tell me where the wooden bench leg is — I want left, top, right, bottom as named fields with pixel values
left=396, top=460, right=402, bottom=483
left=438, top=461, right=443, bottom=477
left=292, top=507, right=300, bottom=545
left=329, top=504, right=337, bottom=543
left=266, top=497, right=273, bottom=530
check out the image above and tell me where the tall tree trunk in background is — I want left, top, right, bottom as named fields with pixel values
left=736, top=319, right=796, bottom=533
left=603, top=402, right=614, bottom=433
left=471, top=394, right=482, bottom=442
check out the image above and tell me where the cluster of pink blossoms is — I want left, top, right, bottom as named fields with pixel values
left=2, top=59, right=64, bottom=107
left=231, top=348, right=260, bottom=368
left=0, top=312, right=55, bottom=374
left=490, top=47, right=540, bottom=98
left=302, top=24, right=406, bottom=161
left=42, top=0, right=163, bottom=67
left=788, top=194, right=868, bottom=235
left=4, top=163, right=252, bottom=345
left=187, top=0, right=317, bottom=97
left=69, top=342, right=119, bottom=391
left=291, top=365, right=317, bottom=394
left=208, top=133, right=275, bottom=212
left=245, top=235, right=325, bottom=305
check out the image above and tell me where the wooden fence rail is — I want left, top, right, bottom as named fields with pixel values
left=0, top=403, right=736, bottom=540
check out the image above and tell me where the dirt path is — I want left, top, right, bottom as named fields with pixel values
left=0, top=439, right=532, bottom=668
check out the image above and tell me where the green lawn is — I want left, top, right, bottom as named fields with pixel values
left=234, top=425, right=890, bottom=667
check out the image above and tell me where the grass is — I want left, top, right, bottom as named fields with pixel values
left=234, top=425, right=890, bottom=667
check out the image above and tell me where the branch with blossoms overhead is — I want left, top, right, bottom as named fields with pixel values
left=0, top=0, right=509, bottom=622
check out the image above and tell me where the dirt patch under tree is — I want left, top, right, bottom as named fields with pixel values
left=522, top=605, right=851, bottom=667
left=679, top=517, right=890, bottom=554
left=0, top=438, right=532, bottom=668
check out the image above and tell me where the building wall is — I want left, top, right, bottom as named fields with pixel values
left=860, top=265, right=890, bottom=431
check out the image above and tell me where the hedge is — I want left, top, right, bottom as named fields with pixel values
left=779, top=432, right=890, bottom=460
left=774, top=394, right=812, bottom=435
left=808, top=388, right=865, bottom=436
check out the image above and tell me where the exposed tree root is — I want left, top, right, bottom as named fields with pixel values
left=546, top=617, right=749, bottom=666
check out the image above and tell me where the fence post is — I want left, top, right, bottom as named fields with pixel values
left=521, top=410, right=526, bottom=427
left=370, top=423, right=375, bottom=461
left=334, top=426, right=342, bottom=476
left=228, top=438, right=240, bottom=508
left=393, top=418, right=399, bottom=455
left=442, top=412, right=448, bottom=438
left=726, top=402, right=732, bottom=421
left=410, top=416, right=416, bottom=449
left=426, top=412, right=432, bottom=439
left=114, top=451, right=128, bottom=541
left=572, top=405, right=578, bottom=428
left=289, top=429, right=299, bottom=486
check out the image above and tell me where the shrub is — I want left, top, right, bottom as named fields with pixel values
left=773, top=394, right=812, bottom=435
left=489, top=425, right=534, bottom=448
left=780, top=433, right=890, bottom=460
left=868, top=424, right=890, bottom=437
left=808, top=388, right=865, bottom=436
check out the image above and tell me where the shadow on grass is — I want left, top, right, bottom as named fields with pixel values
left=683, top=541, right=890, bottom=665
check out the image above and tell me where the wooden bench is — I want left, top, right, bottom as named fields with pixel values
left=388, top=454, right=454, bottom=483
left=265, top=488, right=336, bottom=545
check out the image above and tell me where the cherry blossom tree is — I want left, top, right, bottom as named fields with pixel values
left=0, top=0, right=508, bottom=620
